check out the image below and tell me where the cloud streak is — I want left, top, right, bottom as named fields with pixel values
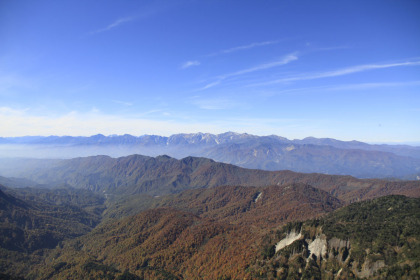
left=0, top=73, right=35, bottom=95
left=323, top=80, right=420, bottom=91
left=111, top=100, right=133, bottom=106
left=207, top=40, right=279, bottom=56
left=261, top=80, right=420, bottom=97
left=225, top=53, right=298, bottom=78
left=181, top=60, right=201, bottom=69
left=251, top=60, right=420, bottom=86
left=189, top=96, right=238, bottom=110
left=198, top=52, right=298, bottom=91
left=92, top=17, right=135, bottom=34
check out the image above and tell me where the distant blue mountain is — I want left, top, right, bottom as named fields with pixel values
left=1, top=132, right=420, bottom=179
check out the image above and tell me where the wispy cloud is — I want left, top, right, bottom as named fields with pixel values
left=314, top=45, right=351, bottom=52
left=261, top=80, right=420, bottom=97
left=111, top=100, right=133, bottom=106
left=181, top=60, right=201, bottom=69
left=324, top=80, right=420, bottom=91
left=0, top=74, right=21, bottom=94
left=225, top=53, right=298, bottom=78
left=199, top=81, right=221, bottom=91
left=207, top=40, right=279, bottom=56
left=0, top=73, right=35, bottom=95
left=198, top=52, right=298, bottom=91
left=251, top=60, right=420, bottom=86
left=189, top=96, right=238, bottom=110
left=91, top=17, right=135, bottom=34
left=0, top=106, right=28, bottom=115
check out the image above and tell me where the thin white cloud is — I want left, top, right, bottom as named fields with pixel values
left=251, top=60, right=420, bottom=86
left=198, top=81, right=221, bottom=91
left=112, top=100, right=133, bottom=106
left=198, top=52, right=298, bottom=91
left=92, top=17, right=134, bottom=34
left=262, top=81, right=420, bottom=96
left=314, top=45, right=351, bottom=52
left=181, top=60, right=201, bottom=69
left=225, top=53, right=298, bottom=78
left=190, top=96, right=237, bottom=110
left=324, top=80, right=420, bottom=91
left=0, top=73, right=35, bottom=95
left=0, top=106, right=28, bottom=115
left=207, top=40, right=279, bottom=56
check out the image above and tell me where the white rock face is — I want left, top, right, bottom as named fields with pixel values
left=285, top=145, right=295, bottom=151
left=275, top=230, right=302, bottom=252
left=328, top=237, right=350, bottom=250
left=357, top=260, right=385, bottom=278
left=308, top=234, right=328, bottom=258
left=254, top=192, right=262, bottom=202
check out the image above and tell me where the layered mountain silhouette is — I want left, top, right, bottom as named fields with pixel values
left=1, top=132, right=420, bottom=179
left=10, top=154, right=420, bottom=203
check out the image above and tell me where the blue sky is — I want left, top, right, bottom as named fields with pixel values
left=1, top=0, right=419, bottom=143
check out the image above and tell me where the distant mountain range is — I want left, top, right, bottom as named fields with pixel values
left=1, top=132, right=420, bottom=179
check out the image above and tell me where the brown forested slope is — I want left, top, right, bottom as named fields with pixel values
left=32, top=184, right=343, bottom=280
left=1, top=177, right=419, bottom=279
left=23, top=155, right=420, bottom=202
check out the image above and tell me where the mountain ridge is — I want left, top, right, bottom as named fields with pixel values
left=2, top=132, right=419, bottom=152
left=9, top=154, right=420, bottom=203
left=1, top=132, right=420, bottom=179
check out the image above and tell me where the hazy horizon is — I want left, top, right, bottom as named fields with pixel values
left=1, top=132, right=420, bottom=147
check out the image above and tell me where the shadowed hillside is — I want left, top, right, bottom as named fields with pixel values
left=30, top=183, right=343, bottom=280
left=18, top=154, right=420, bottom=203
left=0, top=186, right=104, bottom=277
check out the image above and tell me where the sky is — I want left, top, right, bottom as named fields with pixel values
left=1, top=0, right=419, bottom=143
